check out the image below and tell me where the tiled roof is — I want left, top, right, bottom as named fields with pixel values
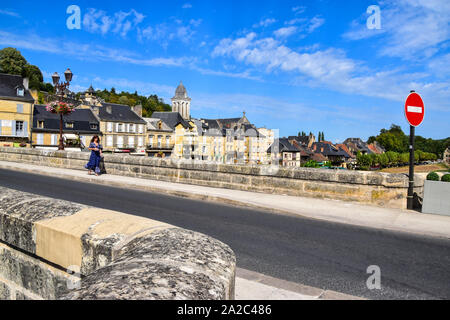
left=0, top=73, right=34, bottom=103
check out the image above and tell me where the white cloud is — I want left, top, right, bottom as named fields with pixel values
left=273, top=26, right=298, bottom=38
left=307, top=16, right=325, bottom=33
left=212, top=32, right=450, bottom=109
left=253, top=18, right=277, bottom=28
left=83, top=8, right=145, bottom=37
left=182, top=3, right=192, bottom=9
left=0, top=9, right=20, bottom=18
left=343, top=0, right=450, bottom=60
left=292, top=6, right=306, bottom=15
left=139, top=19, right=201, bottom=47
left=0, top=30, right=191, bottom=68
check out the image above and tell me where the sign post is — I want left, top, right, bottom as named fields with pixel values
left=404, top=90, right=425, bottom=210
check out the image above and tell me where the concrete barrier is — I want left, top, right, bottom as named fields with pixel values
left=0, top=147, right=423, bottom=209
left=422, top=180, right=450, bottom=216
left=0, top=186, right=236, bottom=300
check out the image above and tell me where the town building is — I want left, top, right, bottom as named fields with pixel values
left=312, top=141, right=352, bottom=166
left=0, top=74, right=34, bottom=147
left=444, top=147, right=450, bottom=165
left=78, top=87, right=147, bottom=153
left=150, top=82, right=270, bottom=164
left=344, top=138, right=373, bottom=155
left=267, top=138, right=302, bottom=167
left=31, top=105, right=101, bottom=151
left=143, top=117, right=175, bottom=158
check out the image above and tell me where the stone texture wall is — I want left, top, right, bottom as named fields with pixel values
left=0, top=186, right=236, bottom=300
left=0, top=147, right=423, bottom=209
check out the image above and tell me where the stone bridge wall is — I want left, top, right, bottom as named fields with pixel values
left=0, top=147, right=424, bottom=209
left=0, top=186, right=236, bottom=300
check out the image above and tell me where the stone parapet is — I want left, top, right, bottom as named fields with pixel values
left=0, top=186, right=236, bottom=300
left=0, top=147, right=422, bottom=208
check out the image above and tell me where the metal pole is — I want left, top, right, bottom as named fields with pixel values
left=407, top=125, right=415, bottom=210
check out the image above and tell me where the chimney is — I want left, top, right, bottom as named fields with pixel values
left=106, top=106, right=112, bottom=114
left=92, top=106, right=99, bottom=116
left=132, top=104, right=143, bottom=117
left=23, top=77, right=29, bottom=90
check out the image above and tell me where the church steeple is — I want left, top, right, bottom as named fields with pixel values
left=171, top=81, right=192, bottom=120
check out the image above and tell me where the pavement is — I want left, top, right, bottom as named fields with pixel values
left=1, top=160, right=449, bottom=240
left=1, top=161, right=450, bottom=300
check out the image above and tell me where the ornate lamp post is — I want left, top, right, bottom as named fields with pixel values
left=50, top=68, right=74, bottom=151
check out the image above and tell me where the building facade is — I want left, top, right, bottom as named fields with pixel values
left=31, top=105, right=101, bottom=151
left=0, top=74, right=34, bottom=147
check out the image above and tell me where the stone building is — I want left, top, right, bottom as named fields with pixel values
left=171, top=81, right=191, bottom=121
left=143, top=117, right=175, bottom=158
left=444, top=147, right=450, bottom=165
left=78, top=86, right=147, bottom=153
left=0, top=74, right=34, bottom=147
left=31, top=105, right=101, bottom=151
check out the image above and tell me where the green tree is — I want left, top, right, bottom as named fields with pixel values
left=0, top=47, right=27, bottom=75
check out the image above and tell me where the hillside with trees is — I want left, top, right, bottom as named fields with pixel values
left=85, top=88, right=171, bottom=117
left=367, top=124, right=449, bottom=158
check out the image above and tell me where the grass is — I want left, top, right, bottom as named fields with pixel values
left=381, top=163, right=449, bottom=174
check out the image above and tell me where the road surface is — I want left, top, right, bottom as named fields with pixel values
left=1, top=168, right=449, bottom=299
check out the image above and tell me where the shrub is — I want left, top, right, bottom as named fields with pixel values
left=427, top=172, right=439, bottom=181
left=302, top=160, right=320, bottom=168
left=441, top=174, right=450, bottom=182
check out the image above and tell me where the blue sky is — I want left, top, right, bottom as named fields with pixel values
left=0, top=0, right=449, bottom=141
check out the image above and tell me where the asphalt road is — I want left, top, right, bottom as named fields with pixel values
left=1, top=168, right=449, bottom=300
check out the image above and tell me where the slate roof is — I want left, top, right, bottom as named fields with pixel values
left=97, top=103, right=146, bottom=124
left=152, top=112, right=192, bottom=129
left=267, top=138, right=299, bottom=153
left=143, top=117, right=172, bottom=132
left=0, top=73, right=34, bottom=103
left=32, top=105, right=101, bottom=134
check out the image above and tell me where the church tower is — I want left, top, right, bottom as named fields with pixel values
left=171, top=81, right=191, bottom=120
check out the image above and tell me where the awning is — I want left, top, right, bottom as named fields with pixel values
left=63, top=134, right=78, bottom=140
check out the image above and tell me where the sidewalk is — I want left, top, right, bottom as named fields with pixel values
left=1, top=160, right=450, bottom=240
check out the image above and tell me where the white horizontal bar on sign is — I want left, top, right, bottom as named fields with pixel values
left=407, top=106, right=423, bottom=113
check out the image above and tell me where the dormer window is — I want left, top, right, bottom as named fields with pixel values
left=65, top=122, right=74, bottom=129
left=17, top=88, right=24, bottom=97
left=38, top=121, right=44, bottom=129
left=90, top=123, right=98, bottom=130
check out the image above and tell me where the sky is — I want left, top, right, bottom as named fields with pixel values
left=0, top=0, right=448, bottom=142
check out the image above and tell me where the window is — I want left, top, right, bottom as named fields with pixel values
left=118, top=123, right=123, bottom=132
left=149, top=135, right=154, bottom=147
left=157, top=135, right=162, bottom=148
left=117, top=136, right=124, bottom=148
left=15, top=121, right=24, bottom=135
left=107, top=122, right=113, bottom=132
left=38, top=121, right=44, bottom=128
left=129, top=124, right=135, bottom=133
left=65, top=122, right=74, bottom=129
left=17, top=104, right=23, bottom=113
left=51, top=134, right=58, bottom=145
left=138, top=125, right=143, bottom=133
left=90, top=123, right=98, bottom=130
left=128, top=136, right=135, bottom=147
left=166, top=136, right=171, bottom=148
left=138, top=136, right=144, bottom=147
left=106, top=136, right=113, bottom=147
left=37, top=133, right=44, bottom=145
left=17, top=88, right=24, bottom=97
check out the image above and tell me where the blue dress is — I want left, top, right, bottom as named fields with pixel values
left=85, top=143, right=102, bottom=174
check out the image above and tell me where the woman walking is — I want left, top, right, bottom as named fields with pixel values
left=85, top=135, right=103, bottom=176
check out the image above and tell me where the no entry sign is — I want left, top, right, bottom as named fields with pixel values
left=405, top=92, right=425, bottom=127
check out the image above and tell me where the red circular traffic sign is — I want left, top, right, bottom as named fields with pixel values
left=404, top=92, right=424, bottom=127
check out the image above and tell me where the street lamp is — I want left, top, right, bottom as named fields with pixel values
left=51, top=68, right=73, bottom=151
